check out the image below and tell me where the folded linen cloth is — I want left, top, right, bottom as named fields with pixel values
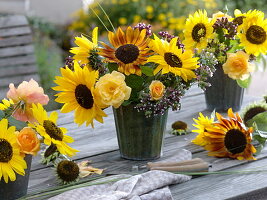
left=49, top=170, right=190, bottom=200
left=49, top=149, right=193, bottom=200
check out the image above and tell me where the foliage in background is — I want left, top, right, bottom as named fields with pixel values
left=28, top=17, right=64, bottom=111
left=68, top=0, right=220, bottom=37
left=223, top=0, right=267, bottom=14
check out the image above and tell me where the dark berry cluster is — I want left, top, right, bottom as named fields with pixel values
left=213, top=17, right=238, bottom=39
left=134, top=23, right=152, bottom=37
left=158, top=31, right=184, bottom=50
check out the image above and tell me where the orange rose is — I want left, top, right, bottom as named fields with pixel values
left=223, top=51, right=255, bottom=80
left=16, top=127, right=40, bottom=155
left=149, top=80, right=165, bottom=101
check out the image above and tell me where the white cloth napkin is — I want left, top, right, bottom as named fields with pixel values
left=49, top=149, right=192, bottom=200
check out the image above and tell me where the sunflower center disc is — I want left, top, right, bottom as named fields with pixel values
left=233, top=16, right=245, bottom=26
left=115, top=44, right=139, bottom=64
left=75, top=84, right=94, bottom=109
left=164, top=52, right=183, bottom=68
left=57, top=160, right=80, bottom=182
left=243, top=106, right=266, bottom=125
left=246, top=25, right=266, bottom=44
left=224, top=129, right=247, bottom=154
left=43, top=120, right=63, bottom=141
left=0, top=139, right=13, bottom=162
left=192, top=23, right=207, bottom=42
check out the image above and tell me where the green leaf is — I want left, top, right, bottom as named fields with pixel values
left=107, top=63, right=118, bottom=73
left=237, top=75, right=251, bottom=88
left=125, top=74, right=144, bottom=90
left=7, top=116, right=27, bottom=131
left=140, top=66, right=154, bottom=77
left=0, top=110, right=4, bottom=119
left=121, top=100, right=132, bottom=106
left=247, top=111, right=267, bottom=132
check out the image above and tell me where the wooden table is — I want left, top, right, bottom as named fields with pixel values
left=26, top=88, right=267, bottom=200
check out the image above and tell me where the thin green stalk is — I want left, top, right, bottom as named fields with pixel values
left=97, top=2, right=115, bottom=32
left=89, top=7, right=109, bottom=32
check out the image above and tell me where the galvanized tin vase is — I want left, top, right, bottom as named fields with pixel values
left=205, top=64, right=244, bottom=112
left=113, top=104, right=168, bottom=160
left=0, top=154, right=32, bottom=200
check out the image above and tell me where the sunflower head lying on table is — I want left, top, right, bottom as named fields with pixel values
left=192, top=103, right=267, bottom=161
left=53, top=24, right=214, bottom=128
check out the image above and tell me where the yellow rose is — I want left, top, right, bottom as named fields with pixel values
left=149, top=80, right=165, bottom=101
left=16, top=127, right=40, bottom=156
left=223, top=51, right=255, bottom=80
left=94, top=71, right=131, bottom=108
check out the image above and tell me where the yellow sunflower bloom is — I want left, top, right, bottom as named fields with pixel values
left=0, top=99, right=14, bottom=110
left=183, top=10, right=214, bottom=51
left=0, top=119, right=27, bottom=183
left=53, top=61, right=107, bottom=127
left=29, top=104, right=78, bottom=157
left=191, top=112, right=215, bottom=146
left=70, top=27, right=98, bottom=65
left=99, top=26, right=150, bottom=76
left=203, top=108, right=256, bottom=160
left=238, top=11, right=267, bottom=56
left=148, top=35, right=199, bottom=82
left=232, top=9, right=246, bottom=32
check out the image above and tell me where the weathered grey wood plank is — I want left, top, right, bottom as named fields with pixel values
left=170, top=156, right=267, bottom=200
left=0, top=73, right=39, bottom=88
left=0, top=54, right=36, bottom=67
left=0, top=64, right=38, bottom=78
left=0, top=35, right=33, bottom=47
left=0, top=15, right=28, bottom=29
left=0, top=44, right=34, bottom=58
left=0, top=26, right=31, bottom=37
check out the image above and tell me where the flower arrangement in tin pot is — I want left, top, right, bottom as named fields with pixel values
left=183, top=9, right=267, bottom=112
left=52, top=23, right=214, bottom=160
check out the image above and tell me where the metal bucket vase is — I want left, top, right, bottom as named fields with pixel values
left=113, top=104, right=168, bottom=161
left=0, top=154, right=32, bottom=200
left=205, top=64, right=244, bottom=112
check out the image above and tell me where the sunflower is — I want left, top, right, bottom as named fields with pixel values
left=147, top=36, right=199, bottom=82
left=241, top=102, right=267, bottom=126
left=232, top=9, right=246, bottom=32
left=203, top=108, right=256, bottom=160
left=53, top=61, right=107, bottom=127
left=183, top=10, right=214, bottom=51
left=99, top=26, right=150, bottom=76
left=192, top=112, right=215, bottom=146
left=0, top=99, right=14, bottom=110
left=238, top=11, right=267, bottom=56
left=0, top=118, right=27, bottom=183
left=70, top=27, right=98, bottom=66
left=29, top=103, right=79, bottom=157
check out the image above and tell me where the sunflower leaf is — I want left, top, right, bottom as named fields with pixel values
left=125, top=74, right=144, bottom=90
left=247, top=111, right=267, bottom=132
left=7, top=116, right=27, bottom=131
left=237, top=75, right=251, bottom=88
left=107, top=63, right=118, bottom=73
left=140, top=66, right=154, bottom=77
left=0, top=110, right=4, bottom=119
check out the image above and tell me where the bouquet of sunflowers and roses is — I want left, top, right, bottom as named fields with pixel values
left=182, top=9, right=267, bottom=111
left=0, top=79, right=79, bottom=187
left=53, top=23, right=214, bottom=128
